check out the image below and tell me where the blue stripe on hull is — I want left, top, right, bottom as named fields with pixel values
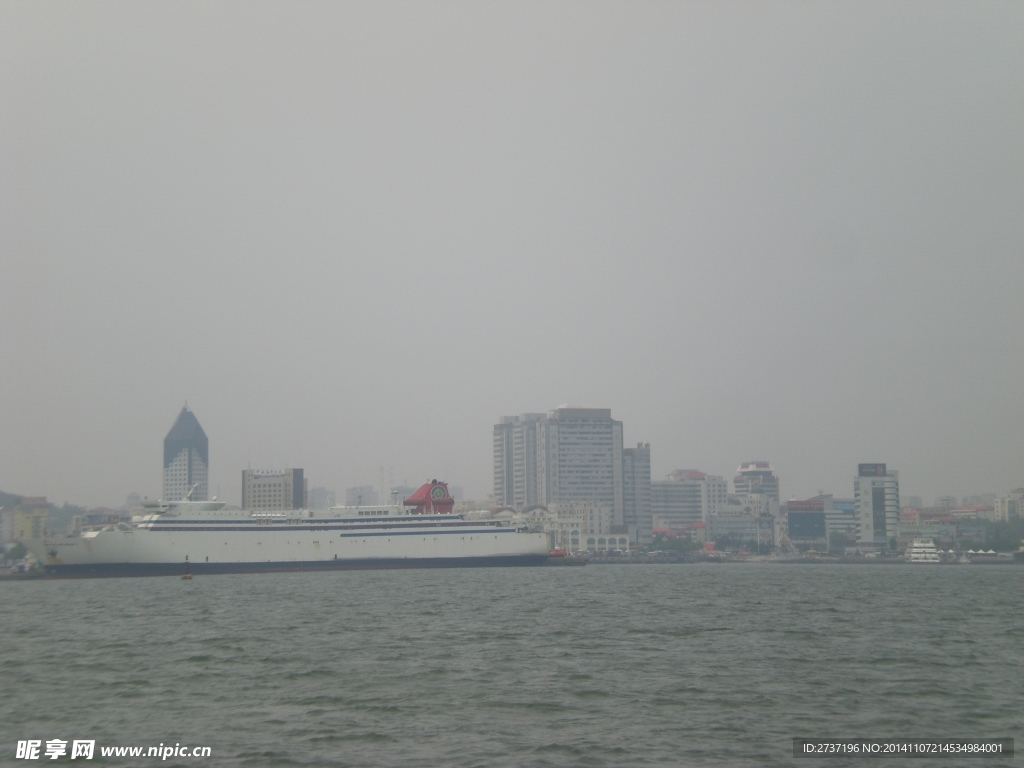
left=41, top=554, right=549, bottom=579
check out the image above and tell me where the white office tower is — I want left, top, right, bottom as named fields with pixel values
left=623, top=443, right=652, bottom=544
left=493, top=413, right=546, bottom=508
left=854, top=463, right=900, bottom=546
left=494, top=407, right=624, bottom=523
left=651, top=471, right=728, bottom=529
left=163, top=406, right=208, bottom=502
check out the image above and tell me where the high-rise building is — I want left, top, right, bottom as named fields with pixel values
left=163, top=406, right=208, bottom=502
left=854, top=463, right=900, bottom=545
left=493, top=413, right=545, bottom=508
left=493, top=407, right=623, bottom=522
left=539, top=407, right=623, bottom=519
left=622, top=443, right=652, bottom=544
left=651, top=471, right=728, bottom=529
left=733, top=462, right=779, bottom=501
left=242, top=469, right=307, bottom=510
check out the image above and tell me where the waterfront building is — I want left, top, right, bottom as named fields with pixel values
left=622, top=443, right=652, bottom=544
left=713, top=495, right=745, bottom=519
left=704, top=491, right=777, bottom=551
left=163, top=406, right=208, bottom=502
left=650, top=471, right=727, bottom=529
left=898, top=507, right=959, bottom=542
left=706, top=514, right=774, bottom=549
left=733, top=462, right=780, bottom=501
left=722, top=492, right=778, bottom=518
left=586, top=532, right=631, bottom=554
left=507, top=501, right=622, bottom=553
left=786, top=494, right=856, bottom=538
left=994, top=489, right=1024, bottom=522
left=9, top=497, right=49, bottom=541
left=787, top=509, right=827, bottom=542
left=493, top=407, right=624, bottom=522
left=854, top=463, right=900, bottom=546
left=950, top=505, right=999, bottom=521
left=547, top=501, right=613, bottom=537
left=828, top=498, right=858, bottom=537
left=242, top=469, right=307, bottom=511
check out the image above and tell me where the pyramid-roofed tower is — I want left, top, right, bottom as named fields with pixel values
left=163, top=405, right=209, bottom=501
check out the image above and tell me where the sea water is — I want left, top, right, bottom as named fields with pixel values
left=2, top=564, right=1021, bottom=767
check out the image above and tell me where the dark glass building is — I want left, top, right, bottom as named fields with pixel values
left=163, top=406, right=209, bottom=501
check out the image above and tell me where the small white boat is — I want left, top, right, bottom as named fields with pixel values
left=905, top=538, right=941, bottom=563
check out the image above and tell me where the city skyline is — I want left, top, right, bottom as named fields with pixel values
left=2, top=4, right=1021, bottom=510
left=0, top=400, right=1017, bottom=516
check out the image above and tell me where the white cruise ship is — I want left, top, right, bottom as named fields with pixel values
left=904, top=538, right=941, bottom=563
left=26, top=481, right=549, bottom=578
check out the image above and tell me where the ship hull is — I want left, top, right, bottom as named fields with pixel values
left=39, top=553, right=549, bottom=579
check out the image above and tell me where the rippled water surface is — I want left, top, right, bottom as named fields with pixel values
left=2, top=564, right=1022, bottom=767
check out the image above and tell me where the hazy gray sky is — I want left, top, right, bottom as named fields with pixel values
left=2, top=2, right=1022, bottom=509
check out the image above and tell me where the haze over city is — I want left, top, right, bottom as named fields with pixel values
left=2, top=2, right=1021, bottom=509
